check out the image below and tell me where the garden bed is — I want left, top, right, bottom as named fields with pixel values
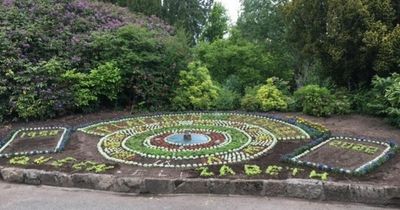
left=0, top=111, right=399, bottom=187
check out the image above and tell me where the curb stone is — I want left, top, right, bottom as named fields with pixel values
left=208, top=179, right=235, bottom=194
left=263, top=180, right=286, bottom=196
left=144, top=178, right=175, bottom=194
left=231, top=179, right=264, bottom=195
left=323, top=182, right=352, bottom=202
left=112, top=177, right=143, bottom=193
left=39, top=170, right=73, bottom=187
left=173, top=179, right=209, bottom=194
left=0, top=167, right=399, bottom=206
left=285, top=179, right=324, bottom=200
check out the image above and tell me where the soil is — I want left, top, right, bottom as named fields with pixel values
left=0, top=110, right=399, bottom=186
left=1, top=129, right=64, bottom=154
left=299, top=139, right=387, bottom=170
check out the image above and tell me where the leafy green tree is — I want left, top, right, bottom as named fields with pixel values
left=162, top=0, right=214, bottom=44
left=128, top=0, right=162, bottom=16
left=393, top=0, right=400, bottom=24
left=284, top=0, right=399, bottom=87
left=173, top=62, right=220, bottom=110
left=237, top=0, right=294, bottom=84
left=102, top=0, right=214, bottom=45
left=195, top=36, right=292, bottom=94
left=238, top=0, right=287, bottom=49
left=200, top=2, right=229, bottom=42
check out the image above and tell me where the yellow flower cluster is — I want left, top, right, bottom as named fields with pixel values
left=295, top=117, right=329, bottom=133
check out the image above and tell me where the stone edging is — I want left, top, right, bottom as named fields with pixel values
left=0, top=167, right=399, bottom=206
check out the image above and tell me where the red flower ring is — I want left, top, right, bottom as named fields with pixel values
left=149, top=131, right=227, bottom=150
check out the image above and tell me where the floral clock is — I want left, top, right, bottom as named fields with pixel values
left=78, top=113, right=313, bottom=168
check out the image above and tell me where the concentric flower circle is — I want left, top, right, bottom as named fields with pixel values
left=79, top=113, right=311, bottom=168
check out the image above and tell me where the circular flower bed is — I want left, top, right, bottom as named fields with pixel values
left=78, top=113, right=312, bottom=168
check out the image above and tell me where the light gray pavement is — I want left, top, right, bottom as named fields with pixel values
left=0, top=181, right=393, bottom=210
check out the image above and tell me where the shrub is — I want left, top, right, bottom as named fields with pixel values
left=366, top=75, right=394, bottom=115
left=241, top=86, right=260, bottom=111
left=89, top=62, right=122, bottom=102
left=255, top=78, right=288, bottom=111
left=62, top=70, right=97, bottom=108
left=368, top=73, right=400, bottom=127
left=0, top=0, right=183, bottom=121
left=215, top=87, right=240, bottom=110
left=351, top=89, right=372, bottom=113
left=12, top=59, right=74, bottom=120
left=90, top=25, right=189, bottom=109
left=332, top=90, right=352, bottom=115
left=294, top=85, right=334, bottom=117
left=173, top=62, right=220, bottom=110
left=63, top=62, right=122, bottom=109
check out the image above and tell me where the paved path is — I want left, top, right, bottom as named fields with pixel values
left=0, top=182, right=393, bottom=210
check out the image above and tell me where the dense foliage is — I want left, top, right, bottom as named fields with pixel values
left=237, top=0, right=293, bottom=81
left=172, top=62, right=220, bottom=110
left=103, top=0, right=214, bottom=45
left=294, top=85, right=335, bottom=117
left=284, top=0, right=400, bottom=87
left=0, top=0, right=187, bottom=121
left=195, top=36, right=292, bottom=94
left=255, top=79, right=288, bottom=111
left=89, top=25, right=189, bottom=109
left=367, top=73, right=400, bottom=127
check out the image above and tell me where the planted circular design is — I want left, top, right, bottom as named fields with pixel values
left=79, top=113, right=311, bottom=168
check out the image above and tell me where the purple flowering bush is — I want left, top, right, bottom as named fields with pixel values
left=0, top=0, right=189, bottom=121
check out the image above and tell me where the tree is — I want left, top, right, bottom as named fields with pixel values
left=392, top=0, right=400, bottom=24
left=284, top=0, right=399, bottom=88
left=172, top=62, right=220, bottom=110
left=195, top=35, right=293, bottom=94
left=237, top=0, right=294, bottom=85
left=161, top=0, right=214, bottom=45
left=200, top=2, right=229, bottom=42
left=127, top=0, right=162, bottom=16
left=237, top=0, right=287, bottom=48
left=102, top=0, right=214, bottom=45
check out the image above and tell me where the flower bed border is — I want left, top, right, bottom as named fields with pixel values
left=282, top=136, right=398, bottom=175
left=0, top=127, right=71, bottom=158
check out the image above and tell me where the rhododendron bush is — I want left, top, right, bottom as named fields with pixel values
left=0, top=0, right=188, bottom=121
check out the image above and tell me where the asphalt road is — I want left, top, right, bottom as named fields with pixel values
left=0, top=182, right=393, bottom=210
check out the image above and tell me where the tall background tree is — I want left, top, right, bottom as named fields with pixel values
left=200, top=2, right=229, bottom=42
left=237, top=0, right=294, bottom=85
left=161, top=0, right=214, bottom=45
left=128, top=0, right=162, bottom=16
left=102, top=0, right=214, bottom=45
left=284, top=0, right=400, bottom=88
